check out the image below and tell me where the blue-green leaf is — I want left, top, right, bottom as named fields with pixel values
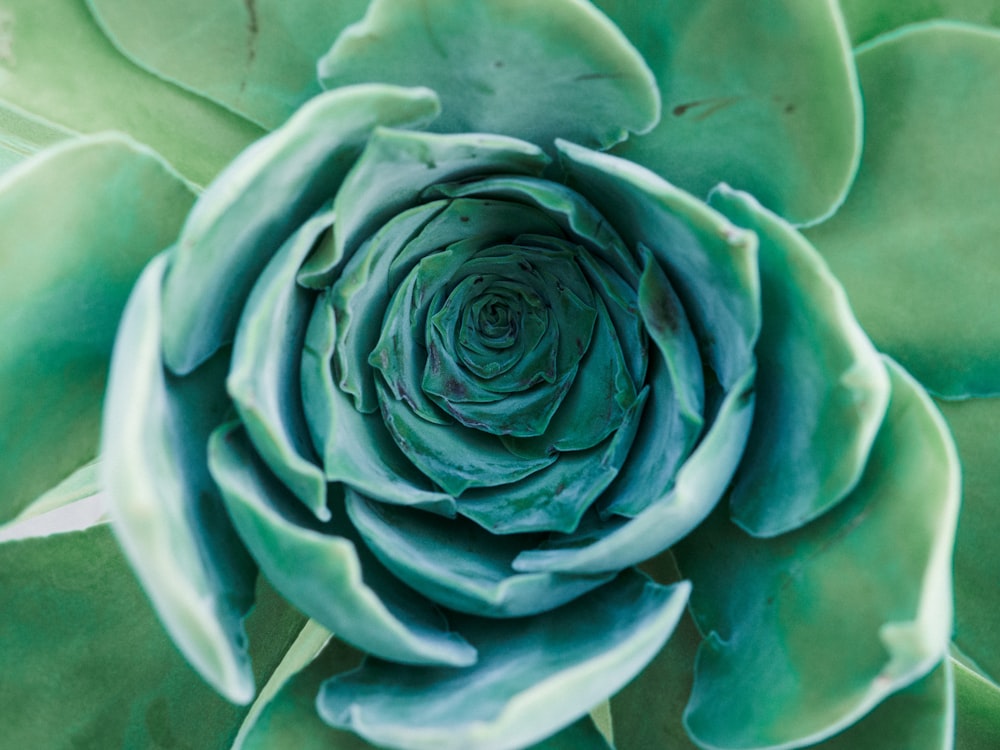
left=710, top=185, right=890, bottom=537
left=161, top=84, right=441, bottom=374
left=103, top=255, right=258, bottom=704
left=229, top=208, right=330, bottom=521
left=675, top=359, right=960, bottom=749
left=0, top=0, right=263, bottom=185
left=806, top=22, right=1000, bottom=397
left=316, top=570, right=690, bottom=750
left=346, top=491, right=613, bottom=618
left=0, top=135, right=194, bottom=523
left=318, top=0, right=659, bottom=151
left=86, top=0, right=371, bottom=129
left=208, top=422, right=476, bottom=668
left=597, top=0, right=862, bottom=225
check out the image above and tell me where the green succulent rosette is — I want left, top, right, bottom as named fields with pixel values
left=0, top=1, right=998, bottom=748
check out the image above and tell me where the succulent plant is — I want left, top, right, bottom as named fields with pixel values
left=1, top=1, right=998, bottom=748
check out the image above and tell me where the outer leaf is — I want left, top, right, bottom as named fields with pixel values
left=161, top=84, right=441, bottom=375
left=674, top=359, right=960, bottom=750
left=0, top=135, right=195, bottom=523
left=953, top=653, right=1000, bottom=749
left=86, top=0, right=371, bottom=129
left=0, top=0, right=263, bottom=185
left=103, top=255, right=259, bottom=704
left=0, top=519, right=306, bottom=749
left=806, top=22, right=1000, bottom=397
left=239, top=637, right=376, bottom=750
left=710, top=185, right=890, bottom=537
left=598, top=0, right=862, bottom=225
left=318, top=0, right=659, bottom=150
left=0, top=101, right=71, bottom=175
left=208, top=422, right=477, bottom=668
left=813, top=660, right=953, bottom=750
left=937, top=397, right=1000, bottom=683
left=839, top=0, right=1000, bottom=45
left=316, top=571, right=690, bottom=750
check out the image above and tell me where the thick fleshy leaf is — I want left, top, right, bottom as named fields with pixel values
left=331, top=127, right=549, bottom=264
left=86, top=0, right=370, bottom=129
left=710, top=186, right=890, bottom=536
left=0, top=135, right=194, bottom=524
left=300, top=294, right=456, bottom=515
left=557, top=139, right=760, bottom=390
left=839, top=0, right=1000, bottom=45
left=0, top=517, right=306, bottom=749
left=161, top=84, right=441, bottom=375
left=208, top=422, right=476, bottom=668
left=0, top=101, right=71, bottom=175
left=514, top=367, right=755, bottom=575
left=103, top=255, right=259, bottom=704
left=953, top=653, right=1000, bottom=749
left=316, top=571, right=690, bottom=750
left=237, top=636, right=613, bottom=750
left=610, top=552, right=702, bottom=750
left=813, top=660, right=953, bottom=750
left=598, top=0, right=862, bottom=225
left=238, top=637, right=375, bottom=750
left=0, top=0, right=263, bottom=185
left=806, top=22, right=1000, bottom=397
left=461, top=388, right=647, bottom=535
left=1, top=461, right=102, bottom=533
left=674, top=359, right=960, bottom=750
left=229, top=209, right=328, bottom=520
left=346, top=492, right=612, bottom=618
left=376, top=378, right=557, bottom=495
left=232, top=619, right=333, bottom=749
left=937, top=397, right=1000, bottom=682
left=318, top=0, right=659, bottom=150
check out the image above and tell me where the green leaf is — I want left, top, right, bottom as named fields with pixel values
left=0, top=101, right=71, bottom=176
left=85, top=0, right=371, bottom=129
left=318, top=0, right=659, bottom=151
left=937, top=397, right=1000, bottom=683
left=812, top=659, right=953, bottom=750
left=953, top=653, right=1000, bottom=749
left=229, top=208, right=330, bottom=521
left=610, top=553, right=703, bottom=750
left=161, top=84, right=441, bottom=375
left=514, top=365, right=754, bottom=575
left=460, top=389, right=646, bottom=535
left=806, top=22, right=1000, bottom=398
left=674, top=359, right=960, bottom=749
left=557, top=139, right=760, bottom=391
left=0, top=135, right=195, bottom=524
left=103, top=255, right=259, bottom=704
left=839, top=0, right=1000, bottom=45
left=597, top=0, right=862, bottom=225
left=0, top=520, right=306, bottom=749
left=208, top=422, right=477, bottom=668
left=709, top=186, right=890, bottom=537
left=299, top=290, right=456, bottom=516
left=0, top=0, right=264, bottom=185
left=316, top=571, right=690, bottom=750
left=238, top=637, right=376, bottom=750
left=528, top=717, right=613, bottom=750
left=330, top=127, right=549, bottom=266
left=233, top=619, right=334, bottom=748
left=345, top=491, right=613, bottom=618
